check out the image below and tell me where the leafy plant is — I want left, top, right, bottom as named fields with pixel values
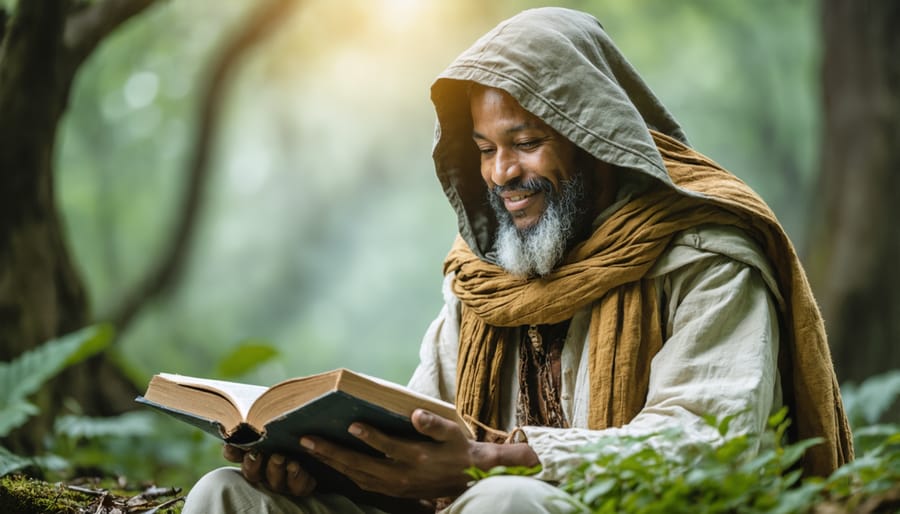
left=838, top=369, right=900, bottom=463
left=0, top=324, right=114, bottom=476
left=29, top=339, right=282, bottom=485
left=467, top=406, right=900, bottom=514
left=43, top=411, right=220, bottom=483
left=550, top=409, right=817, bottom=514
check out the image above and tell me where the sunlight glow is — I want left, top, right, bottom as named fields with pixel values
left=376, top=0, right=430, bottom=31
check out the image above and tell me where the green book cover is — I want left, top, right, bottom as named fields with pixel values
left=136, top=370, right=464, bottom=513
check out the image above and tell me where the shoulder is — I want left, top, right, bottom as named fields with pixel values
left=648, top=224, right=784, bottom=308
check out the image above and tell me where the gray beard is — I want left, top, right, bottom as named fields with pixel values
left=489, top=174, right=584, bottom=277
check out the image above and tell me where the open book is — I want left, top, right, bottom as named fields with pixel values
left=137, top=368, right=469, bottom=449
left=137, top=368, right=467, bottom=512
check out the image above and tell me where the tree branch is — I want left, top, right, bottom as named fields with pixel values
left=1, top=8, right=8, bottom=45
left=104, top=0, right=298, bottom=334
left=64, top=0, right=158, bottom=69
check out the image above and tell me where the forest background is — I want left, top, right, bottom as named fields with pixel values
left=1, top=0, right=897, bottom=491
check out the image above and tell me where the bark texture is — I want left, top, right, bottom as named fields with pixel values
left=808, top=0, right=900, bottom=383
left=0, top=0, right=157, bottom=452
left=0, top=0, right=297, bottom=453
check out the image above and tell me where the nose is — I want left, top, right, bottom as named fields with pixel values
left=490, top=148, right=521, bottom=187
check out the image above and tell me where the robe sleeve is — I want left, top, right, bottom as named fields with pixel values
left=407, top=273, right=461, bottom=403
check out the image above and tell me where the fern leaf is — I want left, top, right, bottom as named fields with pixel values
left=0, top=403, right=38, bottom=437
left=0, top=446, right=34, bottom=476
left=54, top=412, right=157, bottom=439
left=0, top=324, right=114, bottom=437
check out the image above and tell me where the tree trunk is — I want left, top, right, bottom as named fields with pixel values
left=0, top=0, right=152, bottom=453
left=0, top=0, right=296, bottom=453
left=807, top=0, right=900, bottom=384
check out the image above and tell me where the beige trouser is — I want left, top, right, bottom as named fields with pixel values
left=181, top=467, right=579, bottom=513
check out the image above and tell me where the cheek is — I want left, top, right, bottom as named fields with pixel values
left=525, top=154, right=568, bottom=188
left=480, top=161, right=493, bottom=187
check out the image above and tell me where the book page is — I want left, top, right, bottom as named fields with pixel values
left=159, top=373, right=268, bottom=418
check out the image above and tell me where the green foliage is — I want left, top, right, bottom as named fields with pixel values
left=0, top=474, right=184, bottom=514
left=0, top=447, right=33, bottom=478
left=54, top=412, right=158, bottom=443
left=465, top=464, right=542, bottom=481
left=554, top=410, right=825, bottom=514
left=468, top=408, right=900, bottom=514
left=0, top=325, right=114, bottom=477
left=840, top=370, right=900, bottom=427
left=215, top=340, right=280, bottom=379
left=14, top=343, right=278, bottom=485
left=43, top=411, right=219, bottom=483
left=0, top=325, right=114, bottom=438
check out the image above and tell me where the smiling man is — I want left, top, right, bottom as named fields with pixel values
left=471, top=84, right=618, bottom=277
left=182, top=7, right=852, bottom=514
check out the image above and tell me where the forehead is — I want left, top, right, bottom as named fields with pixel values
left=469, top=85, right=546, bottom=129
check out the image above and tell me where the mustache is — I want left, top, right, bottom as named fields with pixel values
left=490, top=176, right=554, bottom=196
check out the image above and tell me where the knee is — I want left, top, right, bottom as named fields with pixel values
left=450, top=475, right=573, bottom=514
left=182, top=467, right=252, bottom=513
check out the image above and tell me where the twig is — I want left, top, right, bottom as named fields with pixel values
left=67, top=484, right=108, bottom=496
left=64, top=0, right=158, bottom=68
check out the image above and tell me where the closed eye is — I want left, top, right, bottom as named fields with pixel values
left=516, top=137, right=548, bottom=150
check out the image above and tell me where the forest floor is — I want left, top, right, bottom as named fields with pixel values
left=0, top=474, right=184, bottom=514
left=3, top=472, right=900, bottom=514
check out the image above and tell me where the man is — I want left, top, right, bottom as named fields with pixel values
left=183, top=7, right=852, bottom=513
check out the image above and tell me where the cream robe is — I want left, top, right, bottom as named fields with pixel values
left=408, top=225, right=783, bottom=482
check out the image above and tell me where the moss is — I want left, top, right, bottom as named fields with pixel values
left=0, top=475, right=184, bottom=513
left=0, top=475, right=82, bottom=514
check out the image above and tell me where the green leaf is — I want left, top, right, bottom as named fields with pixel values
left=583, top=478, right=617, bottom=505
left=0, top=324, right=115, bottom=437
left=0, top=446, right=34, bottom=477
left=767, top=406, right=789, bottom=429
left=0, top=403, right=38, bottom=437
left=215, top=340, right=280, bottom=378
left=54, top=411, right=158, bottom=439
left=841, top=370, right=900, bottom=426
left=64, top=323, right=115, bottom=366
left=780, top=437, right=823, bottom=468
left=717, top=413, right=737, bottom=437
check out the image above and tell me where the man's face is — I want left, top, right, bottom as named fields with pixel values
left=470, top=86, right=579, bottom=230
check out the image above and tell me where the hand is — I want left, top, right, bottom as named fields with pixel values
left=223, top=444, right=317, bottom=497
left=299, top=409, right=539, bottom=499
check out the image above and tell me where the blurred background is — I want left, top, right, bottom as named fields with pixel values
left=1, top=0, right=897, bottom=489
left=60, top=0, right=824, bottom=384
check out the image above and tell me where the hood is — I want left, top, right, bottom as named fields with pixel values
left=431, top=7, right=691, bottom=262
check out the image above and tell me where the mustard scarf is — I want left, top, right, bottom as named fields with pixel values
left=444, top=131, right=853, bottom=477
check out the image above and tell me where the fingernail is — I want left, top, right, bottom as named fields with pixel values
left=271, top=454, right=284, bottom=464
left=247, top=451, right=258, bottom=462
left=300, top=438, right=314, bottom=450
left=348, top=424, right=362, bottom=436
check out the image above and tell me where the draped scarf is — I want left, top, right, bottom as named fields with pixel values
left=444, top=131, right=853, bottom=477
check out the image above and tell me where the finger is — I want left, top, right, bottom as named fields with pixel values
left=301, top=437, right=387, bottom=483
left=241, top=450, right=264, bottom=484
left=411, top=409, right=461, bottom=443
left=286, top=460, right=316, bottom=497
left=347, top=423, right=410, bottom=460
left=223, top=444, right=245, bottom=463
left=266, top=454, right=287, bottom=492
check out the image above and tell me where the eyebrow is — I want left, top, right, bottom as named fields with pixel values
left=472, top=121, right=541, bottom=140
